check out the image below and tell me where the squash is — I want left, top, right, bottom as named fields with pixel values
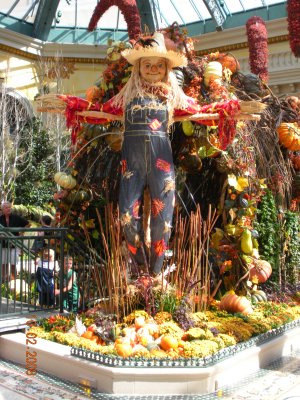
left=54, top=172, right=77, bottom=190
left=203, top=61, right=223, bottom=87
left=249, top=259, right=272, bottom=283
left=219, top=292, right=253, bottom=315
left=277, top=122, right=300, bottom=151
left=160, top=335, right=179, bottom=351
left=115, top=343, right=133, bottom=358
left=182, top=121, right=194, bottom=136
left=65, top=189, right=92, bottom=204
left=251, top=290, right=268, bottom=304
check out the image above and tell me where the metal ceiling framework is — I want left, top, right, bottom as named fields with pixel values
left=0, top=0, right=287, bottom=44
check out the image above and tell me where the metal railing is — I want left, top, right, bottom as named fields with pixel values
left=0, top=225, right=105, bottom=318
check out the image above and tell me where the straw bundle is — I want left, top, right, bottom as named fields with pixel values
left=240, top=100, right=267, bottom=114
left=36, top=94, right=66, bottom=113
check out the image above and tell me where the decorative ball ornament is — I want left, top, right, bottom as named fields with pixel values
left=54, top=172, right=77, bottom=190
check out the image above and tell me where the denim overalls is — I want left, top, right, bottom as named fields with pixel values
left=119, top=96, right=175, bottom=274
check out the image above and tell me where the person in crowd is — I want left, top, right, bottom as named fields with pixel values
left=36, top=248, right=58, bottom=307
left=0, top=201, right=30, bottom=281
left=55, top=256, right=79, bottom=313
left=31, top=215, right=53, bottom=254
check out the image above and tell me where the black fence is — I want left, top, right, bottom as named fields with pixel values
left=0, top=225, right=105, bottom=317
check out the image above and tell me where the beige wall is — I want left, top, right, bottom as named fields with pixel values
left=0, top=51, right=105, bottom=103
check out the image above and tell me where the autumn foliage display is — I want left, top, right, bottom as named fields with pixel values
left=88, top=0, right=141, bottom=40
left=246, top=16, right=269, bottom=82
left=287, top=0, right=300, bottom=57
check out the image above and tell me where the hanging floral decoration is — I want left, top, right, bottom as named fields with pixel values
left=246, top=16, right=269, bottom=82
left=87, top=0, right=141, bottom=40
left=287, top=0, right=300, bottom=57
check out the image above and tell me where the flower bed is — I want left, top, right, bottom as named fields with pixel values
left=28, top=302, right=300, bottom=365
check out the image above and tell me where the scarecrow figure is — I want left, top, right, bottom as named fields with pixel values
left=101, top=32, right=202, bottom=276
left=51, top=31, right=244, bottom=276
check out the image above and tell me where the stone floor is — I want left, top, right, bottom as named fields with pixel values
left=0, top=350, right=299, bottom=400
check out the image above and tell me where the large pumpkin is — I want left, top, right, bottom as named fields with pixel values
left=219, top=292, right=253, bottom=315
left=54, top=172, right=77, bottom=190
left=249, top=259, right=272, bottom=283
left=277, top=122, right=300, bottom=151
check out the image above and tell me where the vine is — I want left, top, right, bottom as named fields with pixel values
left=255, top=190, right=281, bottom=281
left=283, top=210, right=300, bottom=285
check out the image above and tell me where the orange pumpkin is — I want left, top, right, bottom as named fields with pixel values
left=81, top=330, right=94, bottom=340
left=160, top=335, right=178, bottom=351
left=219, top=292, right=253, bottom=315
left=217, top=53, right=240, bottom=73
left=115, top=343, right=133, bottom=358
left=86, top=85, right=101, bottom=102
left=277, top=122, right=300, bottom=151
left=249, top=259, right=272, bottom=283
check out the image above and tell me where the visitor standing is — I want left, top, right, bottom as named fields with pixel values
left=55, top=256, right=79, bottom=313
left=0, top=201, right=30, bottom=281
left=36, top=248, right=58, bottom=307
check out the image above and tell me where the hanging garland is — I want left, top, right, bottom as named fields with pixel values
left=88, top=0, right=141, bottom=40
left=246, top=16, right=269, bottom=82
left=287, top=0, right=300, bottom=57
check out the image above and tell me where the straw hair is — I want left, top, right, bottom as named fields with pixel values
left=121, top=32, right=187, bottom=68
left=110, top=61, right=192, bottom=127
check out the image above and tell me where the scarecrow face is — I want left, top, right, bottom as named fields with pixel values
left=139, top=57, right=167, bottom=83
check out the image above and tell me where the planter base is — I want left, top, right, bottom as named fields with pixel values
left=0, top=326, right=299, bottom=395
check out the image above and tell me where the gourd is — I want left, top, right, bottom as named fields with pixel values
left=160, top=335, right=179, bottom=351
left=182, top=121, right=194, bottom=136
left=219, top=292, right=253, bottom=315
left=251, top=290, right=268, bottom=304
left=115, top=343, right=133, bottom=358
left=249, top=259, right=272, bottom=283
left=65, top=189, right=92, bottom=204
left=241, top=228, right=253, bottom=255
left=203, top=61, right=223, bottom=87
left=277, top=122, right=300, bottom=151
left=54, top=172, right=77, bottom=190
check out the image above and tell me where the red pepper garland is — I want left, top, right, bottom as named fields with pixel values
left=246, top=16, right=269, bottom=82
left=287, top=0, right=300, bottom=57
left=88, top=0, right=141, bottom=40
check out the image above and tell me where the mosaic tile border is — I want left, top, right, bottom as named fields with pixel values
left=1, top=350, right=299, bottom=400
left=71, top=319, right=300, bottom=368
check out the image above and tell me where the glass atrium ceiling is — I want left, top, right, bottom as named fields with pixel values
left=0, top=0, right=287, bottom=44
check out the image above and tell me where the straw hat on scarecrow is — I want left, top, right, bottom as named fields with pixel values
left=121, top=31, right=187, bottom=68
